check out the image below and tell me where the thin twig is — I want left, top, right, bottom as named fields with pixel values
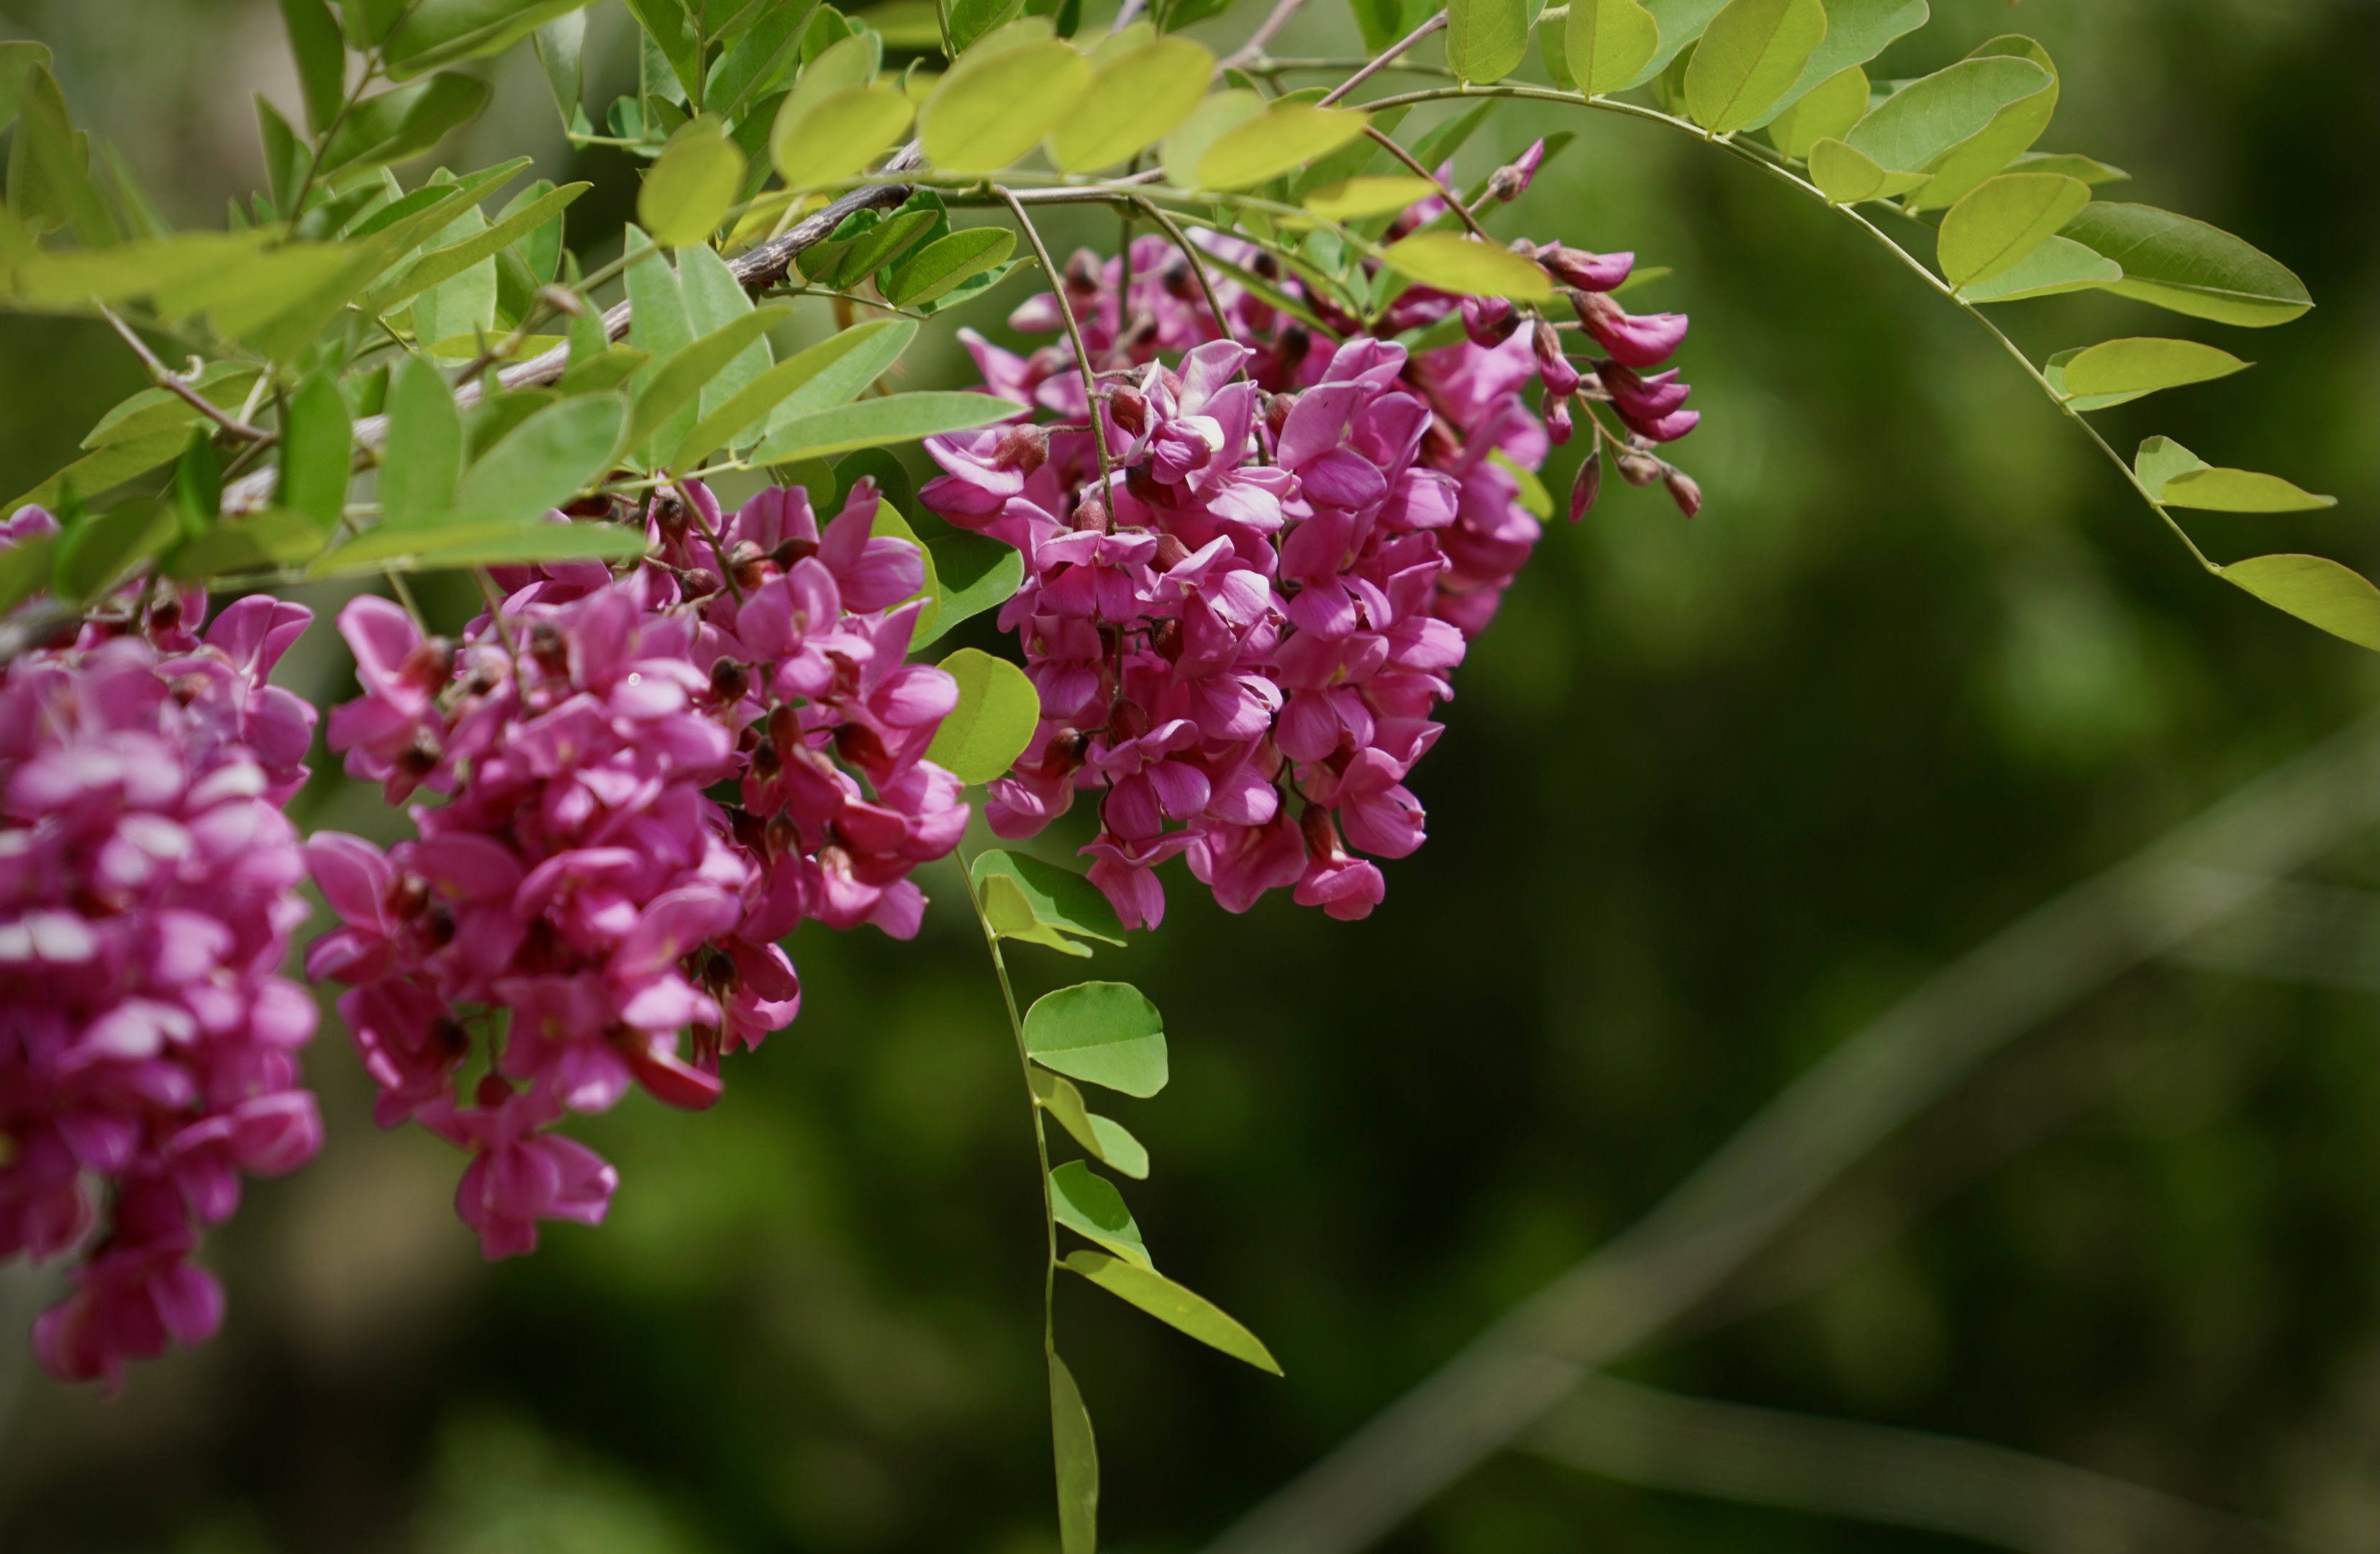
left=1317, top=10, right=1448, bottom=106
left=96, top=304, right=274, bottom=444
left=1220, top=0, right=1310, bottom=71
left=996, top=185, right=1119, bottom=530
left=1130, top=195, right=1239, bottom=350
left=1364, top=122, right=1493, bottom=241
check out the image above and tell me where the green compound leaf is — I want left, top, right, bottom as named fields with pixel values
left=751, top=391, right=1018, bottom=465
left=923, top=645, right=1041, bottom=782
left=81, top=363, right=262, bottom=450
left=2161, top=467, right=2335, bottom=513
left=378, top=354, right=463, bottom=527
left=914, top=532, right=1026, bottom=646
left=638, top=126, right=745, bottom=248
left=1683, top=0, right=1826, bottom=135
left=1023, top=981, right=1167, bottom=1097
left=1031, top=1069, right=1149, bottom=1176
left=382, top=0, right=596, bottom=80
left=312, top=518, right=646, bottom=574
left=1196, top=104, right=1371, bottom=192
left=1957, top=233, right=2117, bottom=303
left=1048, top=37, right=1214, bottom=172
left=1048, top=1354, right=1098, bottom=1554
left=317, top=72, right=491, bottom=173
left=1906, top=36, right=2060, bottom=212
left=922, top=40, right=1093, bottom=175
left=1564, top=0, right=1661, bottom=96
left=1384, top=233, right=1553, bottom=301
left=368, top=180, right=589, bottom=312
left=1065, top=1252, right=1284, bottom=1373
left=1766, top=65, right=1865, bottom=159
left=1843, top=55, right=2051, bottom=176
left=165, top=509, right=327, bottom=580
left=1447, top=0, right=1532, bottom=85
left=1050, top=1160, right=1151, bottom=1268
left=976, top=848, right=1128, bottom=948
left=1939, top=172, right=2089, bottom=290
left=1161, top=89, right=1265, bottom=190
left=458, top=395, right=627, bottom=523
left=771, top=86, right=914, bottom=191
left=884, top=227, right=1017, bottom=308
left=2047, top=337, right=2248, bottom=409
left=2220, top=555, right=2380, bottom=652
left=1748, top=0, right=1925, bottom=129
left=2058, top=202, right=2313, bottom=328
left=277, top=371, right=353, bottom=530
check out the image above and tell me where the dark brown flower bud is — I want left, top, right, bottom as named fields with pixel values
left=750, top=740, right=783, bottom=782
left=764, top=809, right=800, bottom=861
left=401, top=635, right=455, bottom=693
left=475, top=1072, right=512, bottom=1108
left=147, top=594, right=183, bottom=635
left=1105, top=696, right=1148, bottom=744
left=766, top=702, right=800, bottom=756
left=834, top=721, right=890, bottom=771
left=768, top=537, right=819, bottom=570
left=1151, top=617, right=1184, bottom=663
left=1663, top=468, right=1703, bottom=518
left=561, top=494, right=614, bottom=520
left=1299, top=802, right=1343, bottom=861
left=1162, top=255, right=1199, bottom=301
left=397, top=727, right=442, bottom=778
left=709, top=658, right=750, bottom=704
left=422, top=903, right=457, bottom=950
left=385, top=871, right=432, bottom=920
left=1617, top=449, right=1665, bottom=487
left=1066, top=251, right=1103, bottom=291
left=529, top=622, right=567, bottom=673
left=729, top=540, right=770, bottom=594
left=1568, top=448, right=1603, bottom=522
left=431, top=1015, right=471, bottom=1061
left=730, top=804, right=766, bottom=855
left=1264, top=393, right=1296, bottom=440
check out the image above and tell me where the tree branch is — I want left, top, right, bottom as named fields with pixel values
left=97, top=304, right=273, bottom=445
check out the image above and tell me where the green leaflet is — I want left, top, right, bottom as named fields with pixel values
left=165, top=509, right=327, bottom=580
left=1161, top=90, right=1265, bottom=190
left=1683, top=0, right=1826, bottom=135
left=277, top=371, right=353, bottom=529
left=1906, top=35, right=2058, bottom=212
left=2045, top=337, right=2248, bottom=411
left=2058, top=202, right=2312, bottom=328
left=312, top=519, right=647, bottom=574
left=2132, top=435, right=2333, bottom=512
left=456, top=396, right=627, bottom=523
left=277, top=0, right=347, bottom=135
left=1957, top=232, right=2117, bottom=303
left=1766, top=67, right=1865, bottom=159
left=1746, top=0, right=1925, bottom=129
left=1047, top=1354, right=1097, bottom=1554
left=1022, top=981, right=1168, bottom=1098
left=638, top=127, right=745, bottom=248
left=678, top=244, right=772, bottom=424
left=1065, top=1252, right=1284, bottom=1373
left=974, top=849, right=1128, bottom=950
left=1627, top=0, right=1731, bottom=89
left=1048, top=37, right=1214, bottom=173
left=1447, top=0, right=1532, bottom=84
left=1198, top=104, right=1372, bottom=191
left=915, top=532, right=1025, bottom=647
left=757, top=319, right=919, bottom=432
left=382, top=0, right=598, bottom=81
left=0, top=535, right=54, bottom=613
left=81, top=363, right=262, bottom=449
left=625, top=306, right=789, bottom=459
left=884, top=227, right=1017, bottom=308
left=378, top=355, right=463, bottom=527
left=1843, top=56, right=2051, bottom=175
left=2011, top=151, right=2128, bottom=185
left=751, top=392, right=1019, bottom=465
left=368, top=181, right=589, bottom=312
left=1030, top=1069, right=1149, bottom=1176
left=1938, top=173, right=2089, bottom=290
left=1049, top=1160, right=1150, bottom=1268
left=1384, top=233, right=1554, bottom=301
left=923, top=645, right=1041, bottom=783
left=2220, top=556, right=2380, bottom=652
left=771, top=85, right=914, bottom=189
left=1561, top=0, right=1661, bottom=96
left=1303, top=176, right=1437, bottom=221
left=7, top=430, right=187, bottom=514
left=922, top=41, right=1092, bottom=174
left=317, top=72, right=491, bottom=174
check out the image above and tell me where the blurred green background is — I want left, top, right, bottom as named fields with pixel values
left=0, top=0, right=2374, bottom=1550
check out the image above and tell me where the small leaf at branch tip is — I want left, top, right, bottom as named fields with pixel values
left=1066, top=1253, right=1285, bottom=1374
left=924, top=647, right=1041, bottom=783
left=2221, top=555, right=2380, bottom=650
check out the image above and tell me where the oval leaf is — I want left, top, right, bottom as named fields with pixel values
left=1843, top=55, right=2051, bottom=173
left=640, top=127, right=745, bottom=248
left=2055, top=337, right=2248, bottom=404
left=1904, top=36, right=2061, bottom=211
left=1957, top=232, right=2117, bottom=303
left=1683, top=0, right=1826, bottom=135
left=771, top=85, right=914, bottom=190
left=1766, top=65, right=1866, bottom=159
left=923, top=645, right=1041, bottom=783
left=884, top=227, right=1017, bottom=308
left=1808, top=136, right=1883, bottom=203
left=1384, top=233, right=1553, bottom=301
left=922, top=40, right=1093, bottom=176
left=974, top=849, right=1128, bottom=947
left=2221, top=555, right=2379, bottom=652
left=752, top=391, right=1019, bottom=465
left=1066, top=1252, right=1283, bottom=1374
left=1049, top=1160, right=1150, bottom=1268
left=1940, top=172, right=2090, bottom=289
left=915, top=532, right=1026, bottom=647
left=1748, top=0, right=1926, bottom=129
left=1030, top=1071, right=1148, bottom=1175
left=1448, top=0, right=1531, bottom=84
left=2161, top=467, right=2336, bottom=513
left=765, top=319, right=922, bottom=427
left=1048, top=1354, right=1098, bottom=1554
left=457, top=396, right=627, bottom=523
left=1197, top=104, right=1371, bottom=192
left=1302, top=176, right=1438, bottom=221
left=1162, top=89, right=1263, bottom=189
left=2059, top=202, right=2313, bottom=328
left=313, top=519, right=646, bottom=574
left=1565, top=0, right=1662, bottom=96
left=1048, top=37, right=1214, bottom=173
left=1022, top=981, right=1167, bottom=1097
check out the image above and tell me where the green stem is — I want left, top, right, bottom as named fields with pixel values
left=958, top=851, right=1061, bottom=1360
left=1350, top=81, right=2222, bottom=574
left=996, top=185, right=1119, bottom=527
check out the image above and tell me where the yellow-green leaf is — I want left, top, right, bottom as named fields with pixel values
left=1939, top=172, right=2090, bottom=290
left=1048, top=1354, right=1098, bottom=1554
left=771, top=86, right=914, bottom=191
left=2162, top=468, right=2335, bottom=514
left=2059, top=202, right=2314, bottom=329
left=1683, top=0, right=1826, bottom=135
left=1066, top=1251, right=1284, bottom=1373
left=1303, top=176, right=1437, bottom=221
left=1766, top=65, right=1864, bottom=159
left=1565, top=0, right=1661, bottom=96
left=1807, top=136, right=1924, bottom=204
left=921, top=40, right=1092, bottom=176
left=1383, top=232, right=1553, bottom=301
left=1048, top=37, right=1213, bottom=173
left=639, top=127, right=746, bottom=248
left=1196, top=104, right=1371, bottom=192
left=1447, top=0, right=1532, bottom=85
left=1958, top=233, right=2119, bottom=304
left=2048, top=337, right=2247, bottom=410
left=1161, top=89, right=1263, bottom=191
left=2220, top=555, right=2379, bottom=651
left=923, top=645, right=1040, bottom=782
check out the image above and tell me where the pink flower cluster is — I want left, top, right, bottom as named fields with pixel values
left=920, top=170, right=1699, bottom=927
left=0, top=509, right=322, bottom=1388
left=307, top=480, right=965, bottom=1258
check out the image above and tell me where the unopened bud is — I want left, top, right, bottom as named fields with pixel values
left=1532, top=319, right=1581, bottom=398
left=1299, top=803, right=1344, bottom=862
left=833, top=721, right=891, bottom=772
left=1151, top=616, right=1184, bottom=662
left=538, top=285, right=588, bottom=318
left=529, top=621, right=567, bottom=672
left=769, top=536, right=819, bottom=569
left=401, top=636, right=456, bottom=693
left=766, top=702, right=800, bottom=756
left=1541, top=246, right=1635, bottom=293
left=1153, top=532, right=1191, bottom=570
left=1484, top=165, right=1529, bottom=204
left=169, top=673, right=211, bottom=706
left=1663, top=468, right=1703, bottom=518
left=1071, top=489, right=1109, bottom=532
left=1108, top=384, right=1148, bottom=437
left=1264, top=393, right=1296, bottom=440
left=1065, top=251, right=1102, bottom=291
left=1568, top=449, right=1603, bottom=522
left=1617, top=450, right=1665, bottom=487
left=1105, top=696, right=1149, bottom=744
left=147, top=594, right=183, bottom=635
left=1461, top=295, right=1520, bottom=347
left=728, top=540, right=770, bottom=594
left=708, top=658, right=750, bottom=704
left=1545, top=396, right=1573, bottom=446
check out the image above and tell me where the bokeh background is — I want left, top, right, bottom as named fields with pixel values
left=1, top=0, right=2375, bottom=1550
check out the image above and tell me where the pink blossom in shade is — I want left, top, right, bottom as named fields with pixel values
left=1573, top=288, right=1691, bottom=369
left=312, top=479, right=968, bottom=1263
left=0, top=530, right=322, bottom=1387
left=1538, top=245, right=1636, bottom=293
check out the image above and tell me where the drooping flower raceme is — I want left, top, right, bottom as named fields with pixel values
left=308, top=480, right=964, bottom=1259
left=922, top=171, right=1701, bottom=928
left=0, top=509, right=323, bottom=1388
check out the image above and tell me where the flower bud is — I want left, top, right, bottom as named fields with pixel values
left=708, top=658, right=750, bottom=705
left=401, top=636, right=456, bottom=694
left=993, top=423, right=1048, bottom=475
left=1663, top=468, right=1703, bottom=518
left=1108, top=384, right=1148, bottom=436
left=1545, top=396, right=1573, bottom=446
left=1461, top=295, right=1520, bottom=347
left=1617, top=449, right=1666, bottom=487
left=1541, top=247, right=1635, bottom=292
left=1532, top=319, right=1581, bottom=398
left=768, top=536, right=819, bottom=569
left=1152, top=532, right=1191, bottom=571
left=1569, top=449, right=1603, bottom=522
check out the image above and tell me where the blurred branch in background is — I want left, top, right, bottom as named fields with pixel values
left=1524, top=1372, right=2295, bottom=1554
left=1208, top=719, right=2380, bottom=1554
